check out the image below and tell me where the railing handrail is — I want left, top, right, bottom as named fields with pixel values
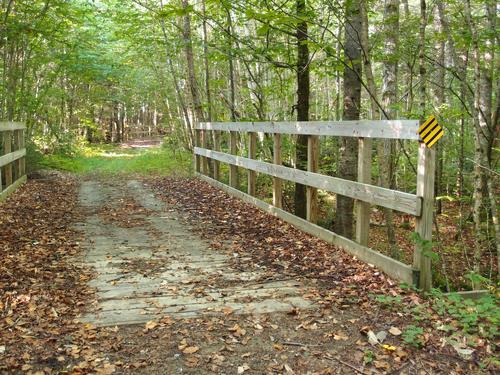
left=196, top=120, right=420, bottom=140
left=0, top=122, right=26, bottom=131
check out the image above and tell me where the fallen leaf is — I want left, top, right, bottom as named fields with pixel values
left=389, top=327, right=402, bottom=336
left=182, top=346, right=200, bottom=354
left=238, top=363, right=250, bottom=373
left=144, top=320, right=158, bottom=332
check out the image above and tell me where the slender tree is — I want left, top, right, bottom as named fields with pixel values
left=334, top=0, right=361, bottom=239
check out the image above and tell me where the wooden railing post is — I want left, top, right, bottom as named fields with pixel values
left=13, top=129, right=20, bottom=181
left=247, top=132, right=257, bottom=196
left=3, top=130, right=12, bottom=186
left=19, top=129, right=25, bottom=176
left=306, top=135, right=319, bottom=223
left=229, top=131, right=238, bottom=188
left=414, top=142, right=436, bottom=291
left=355, top=138, right=372, bottom=246
left=272, top=133, right=282, bottom=208
left=194, top=129, right=201, bottom=173
left=201, top=129, right=209, bottom=175
left=213, top=130, right=221, bottom=180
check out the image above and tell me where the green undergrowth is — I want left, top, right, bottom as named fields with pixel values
left=372, top=287, right=499, bottom=366
left=35, top=144, right=192, bottom=177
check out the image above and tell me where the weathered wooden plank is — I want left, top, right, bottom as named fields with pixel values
left=197, top=173, right=415, bottom=285
left=229, top=131, right=238, bottom=188
left=248, top=132, right=257, bottom=196
left=201, top=129, right=209, bottom=174
left=19, top=130, right=25, bottom=176
left=355, top=138, right=372, bottom=246
left=0, top=175, right=27, bottom=202
left=273, top=133, right=282, bottom=209
left=414, top=143, right=436, bottom=291
left=0, top=148, right=27, bottom=168
left=3, top=131, right=12, bottom=186
left=307, top=135, right=319, bottom=223
left=194, top=129, right=201, bottom=173
left=0, top=122, right=26, bottom=131
left=445, top=290, right=491, bottom=300
left=195, top=147, right=421, bottom=215
left=196, top=120, right=420, bottom=140
left=13, top=130, right=20, bottom=181
left=213, top=130, right=221, bottom=180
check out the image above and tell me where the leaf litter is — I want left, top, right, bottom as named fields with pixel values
left=0, top=174, right=496, bottom=374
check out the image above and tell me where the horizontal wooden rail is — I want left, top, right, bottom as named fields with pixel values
left=197, top=173, right=416, bottom=285
left=0, top=122, right=25, bottom=131
left=194, top=147, right=421, bottom=216
left=0, top=175, right=26, bottom=202
left=196, top=120, right=420, bottom=140
left=0, top=148, right=26, bottom=168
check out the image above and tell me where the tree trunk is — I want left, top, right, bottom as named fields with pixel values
left=334, top=0, right=361, bottom=239
left=380, top=0, right=399, bottom=259
left=294, top=0, right=310, bottom=219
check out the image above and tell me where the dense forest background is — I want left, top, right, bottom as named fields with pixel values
left=0, top=0, right=498, bottom=290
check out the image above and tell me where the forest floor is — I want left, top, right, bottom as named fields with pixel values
left=0, top=146, right=498, bottom=374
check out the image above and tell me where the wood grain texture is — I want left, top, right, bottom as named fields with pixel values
left=194, top=129, right=201, bottom=173
left=247, top=132, right=257, bottom=196
left=306, top=135, right=319, bottom=223
left=213, top=130, right=221, bottom=180
left=229, top=131, right=238, bottom=188
left=0, top=175, right=27, bottom=202
left=0, top=122, right=26, bottom=131
left=355, top=138, right=372, bottom=246
left=414, top=143, right=436, bottom=291
left=273, top=133, right=282, bottom=209
left=195, top=147, right=421, bottom=215
left=197, top=173, right=416, bottom=285
left=196, top=120, right=420, bottom=140
left=2, top=131, right=13, bottom=186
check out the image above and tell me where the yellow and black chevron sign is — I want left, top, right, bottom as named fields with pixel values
left=418, top=115, right=444, bottom=148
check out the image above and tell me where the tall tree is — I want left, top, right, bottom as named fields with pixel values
left=294, top=0, right=310, bottom=219
left=380, top=0, right=399, bottom=258
left=334, top=0, right=361, bottom=239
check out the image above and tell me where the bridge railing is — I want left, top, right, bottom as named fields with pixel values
left=193, top=120, right=435, bottom=290
left=0, top=122, right=27, bottom=202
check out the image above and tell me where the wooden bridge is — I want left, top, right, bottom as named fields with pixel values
left=193, top=120, right=436, bottom=291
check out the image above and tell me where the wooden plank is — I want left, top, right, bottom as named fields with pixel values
left=201, top=129, right=209, bottom=174
left=0, top=175, right=27, bottom=202
left=355, top=138, right=372, bottom=246
left=19, top=130, right=25, bottom=176
left=273, top=133, right=282, bottom=209
left=248, top=132, right=257, bottom=196
left=13, top=130, right=20, bottom=181
left=445, top=290, right=490, bottom=300
left=194, top=129, right=201, bottom=173
left=196, top=120, right=420, bottom=140
left=0, top=122, right=26, bottom=131
left=195, top=147, right=421, bottom=216
left=414, top=143, right=436, bottom=291
left=306, top=135, right=319, bottom=223
left=197, top=173, right=415, bottom=285
left=213, top=130, right=221, bottom=180
left=229, top=131, right=238, bottom=188
left=3, top=131, right=12, bottom=186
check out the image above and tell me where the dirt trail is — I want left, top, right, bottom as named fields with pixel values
left=78, top=179, right=311, bottom=326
